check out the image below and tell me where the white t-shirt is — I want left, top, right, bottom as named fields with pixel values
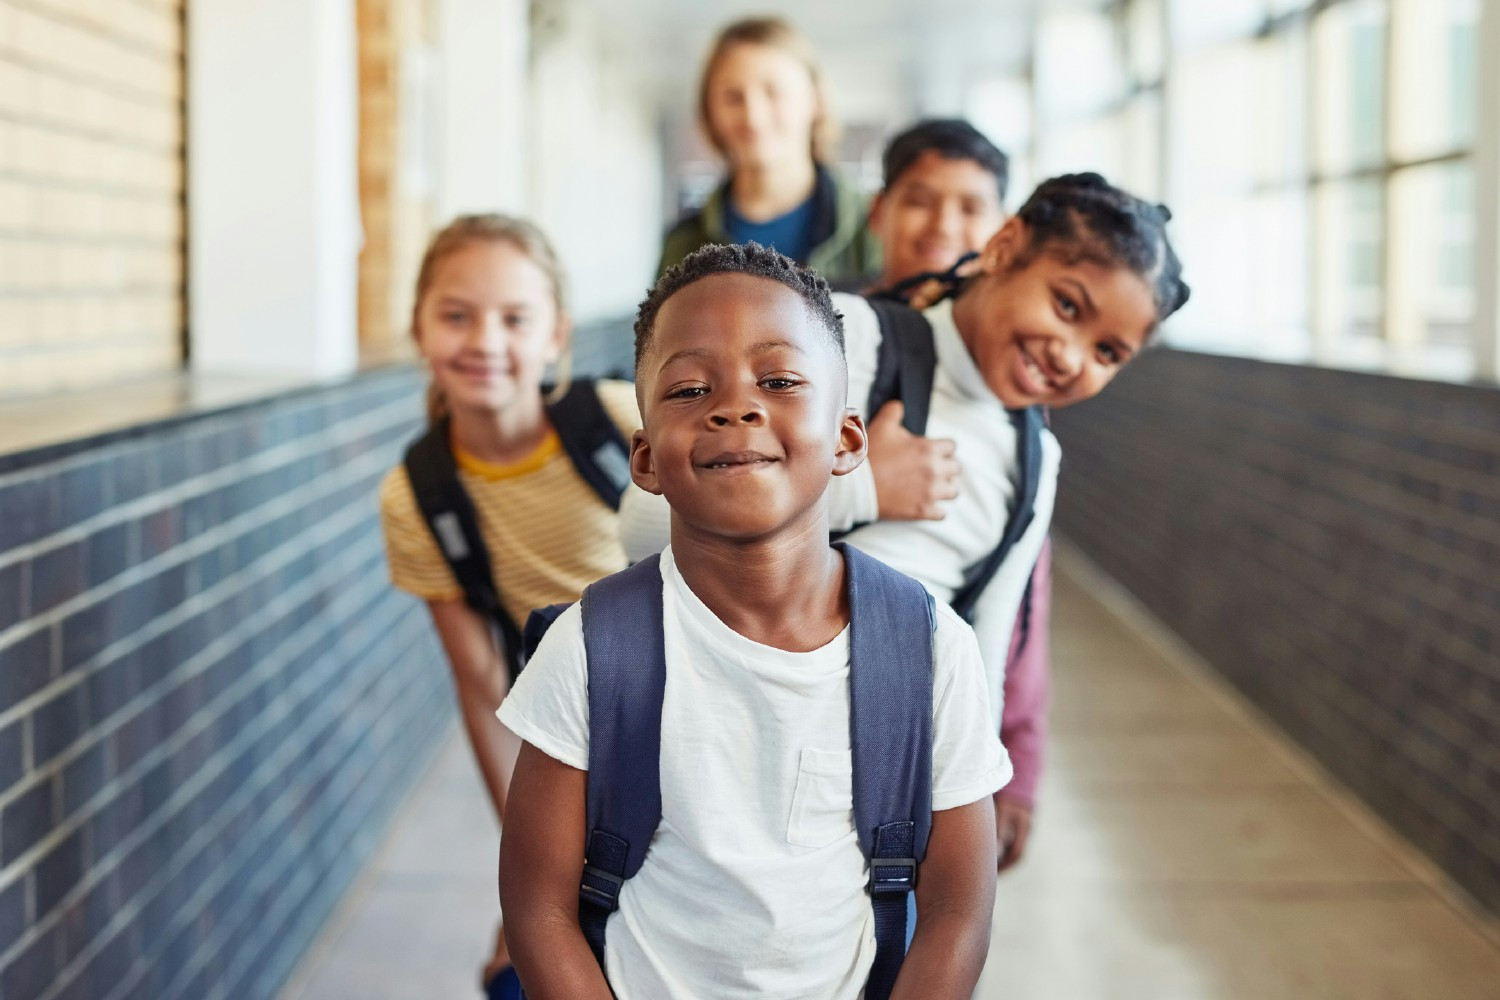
left=499, top=546, right=1010, bottom=1000
left=617, top=295, right=1059, bottom=729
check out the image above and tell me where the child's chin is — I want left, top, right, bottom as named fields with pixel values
left=982, top=374, right=1037, bottom=410
left=675, top=508, right=789, bottom=542
left=449, top=386, right=517, bottom=412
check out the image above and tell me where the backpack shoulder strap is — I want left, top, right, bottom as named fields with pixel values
left=576, top=554, right=667, bottom=968
left=402, top=419, right=524, bottom=678
left=863, top=299, right=938, bottom=436
left=951, top=406, right=1046, bottom=623
left=839, top=542, right=935, bottom=1000
left=546, top=380, right=633, bottom=511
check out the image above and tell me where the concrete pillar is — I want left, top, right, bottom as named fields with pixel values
left=437, top=0, right=529, bottom=217
left=188, top=0, right=361, bottom=378
left=1473, top=0, right=1500, bottom=382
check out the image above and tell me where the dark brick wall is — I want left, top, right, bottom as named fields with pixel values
left=0, top=368, right=452, bottom=1000
left=1051, top=349, right=1500, bottom=915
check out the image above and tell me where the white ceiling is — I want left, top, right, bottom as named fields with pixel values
left=579, top=0, right=1050, bottom=122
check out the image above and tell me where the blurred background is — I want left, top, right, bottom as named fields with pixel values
left=0, top=1, right=1498, bottom=998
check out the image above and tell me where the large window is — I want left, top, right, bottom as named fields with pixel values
left=1027, top=0, right=1493, bottom=383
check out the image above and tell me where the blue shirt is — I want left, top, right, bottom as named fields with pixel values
left=723, top=191, right=817, bottom=263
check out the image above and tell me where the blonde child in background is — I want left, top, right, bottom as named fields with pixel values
left=377, top=215, right=639, bottom=999
left=658, top=16, right=880, bottom=283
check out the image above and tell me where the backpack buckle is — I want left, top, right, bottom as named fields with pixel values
left=579, top=864, right=625, bottom=912
left=868, top=856, right=918, bottom=896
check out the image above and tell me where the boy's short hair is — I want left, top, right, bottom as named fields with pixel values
left=633, top=242, right=845, bottom=377
left=882, top=119, right=1009, bottom=203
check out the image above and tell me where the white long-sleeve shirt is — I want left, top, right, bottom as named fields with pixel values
left=618, top=295, right=1059, bottom=729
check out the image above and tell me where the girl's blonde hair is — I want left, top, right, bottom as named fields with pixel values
left=697, top=17, right=839, bottom=165
left=411, top=214, right=571, bottom=424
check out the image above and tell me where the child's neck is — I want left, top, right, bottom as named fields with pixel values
left=729, top=158, right=817, bottom=222
left=670, top=510, right=848, bottom=653
left=448, top=393, right=550, bottom=466
left=949, top=279, right=989, bottom=361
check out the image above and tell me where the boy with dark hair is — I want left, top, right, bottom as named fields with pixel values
left=499, top=242, right=1008, bottom=999
left=868, top=118, right=1009, bottom=295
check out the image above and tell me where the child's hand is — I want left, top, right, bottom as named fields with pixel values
left=994, top=793, right=1032, bottom=873
left=868, top=401, right=960, bottom=521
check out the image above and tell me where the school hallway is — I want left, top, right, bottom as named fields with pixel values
left=274, top=546, right=1500, bottom=1000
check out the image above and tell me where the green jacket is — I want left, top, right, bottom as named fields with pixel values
left=656, top=166, right=882, bottom=286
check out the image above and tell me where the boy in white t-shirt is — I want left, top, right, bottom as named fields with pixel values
left=497, top=243, right=1008, bottom=999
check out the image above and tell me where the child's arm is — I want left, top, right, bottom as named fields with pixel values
left=996, top=541, right=1054, bottom=871
left=499, top=741, right=614, bottom=999
left=890, top=797, right=998, bottom=999
left=427, top=600, right=521, bottom=821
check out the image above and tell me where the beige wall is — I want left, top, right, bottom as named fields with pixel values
left=0, top=0, right=185, bottom=398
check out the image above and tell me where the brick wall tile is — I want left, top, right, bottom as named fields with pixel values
left=0, top=627, right=54, bottom=711
left=1, top=774, right=57, bottom=866
left=31, top=680, right=85, bottom=764
left=0, top=922, right=62, bottom=1000
left=32, top=827, right=83, bottom=919
left=0, top=717, right=24, bottom=791
left=0, top=559, right=26, bottom=632
left=0, top=475, right=59, bottom=550
left=29, top=539, right=84, bottom=614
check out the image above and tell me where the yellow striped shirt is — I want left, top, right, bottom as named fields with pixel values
left=378, top=379, right=641, bottom=627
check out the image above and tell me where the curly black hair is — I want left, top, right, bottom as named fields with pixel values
left=1013, top=173, right=1190, bottom=326
left=633, top=242, right=845, bottom=377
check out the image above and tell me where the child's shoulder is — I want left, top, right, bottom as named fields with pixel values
left=830, top=291, right=878, bottom=330
left=377, top=464, right=418, bottom=522
left=591, top=378, right=643, bottom=436
left=500, top=598, right=591, bottom=770
left=829, top=293, right=883, bottom=370
left=528, top=598, right=586, bottom=660
left=928, top=598, right=985, bottom=676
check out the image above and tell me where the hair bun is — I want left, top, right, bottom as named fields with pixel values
left=1156, top=203, right=1173, bottom=222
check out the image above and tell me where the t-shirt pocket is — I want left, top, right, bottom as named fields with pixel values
left=786, top=747, right=855, bottom=849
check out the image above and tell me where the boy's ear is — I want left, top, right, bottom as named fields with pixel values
left=629, top=429, right=664, bottom=495
left=979, top=215, right=1028, bottom=274
left=831, top=408, right=867, bottom=477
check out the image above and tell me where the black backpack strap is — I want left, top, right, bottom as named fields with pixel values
left=545, top=381, right=633, bottom=511
left=576, top=555, right=667, bottom=970
left=403, top=418, right=524, bottom=679
left=839, top=542, right=935, bottom=1000
left=951, top=406, right=1046, bottom=623
left=863, top=299, right=938, bottom=436
left=869, top=250, right=979, bottom=307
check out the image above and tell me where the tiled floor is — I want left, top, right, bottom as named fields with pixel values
left=279, top=549, right=1500, bottom=1000
left=276, top=734, right=503, bottom=1000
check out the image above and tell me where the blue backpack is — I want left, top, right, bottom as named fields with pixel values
left=523, top=542, right=936, bottom=1000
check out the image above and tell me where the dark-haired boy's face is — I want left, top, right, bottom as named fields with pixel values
left=871, top=150, right=1006, bottom=288
left=631, top=273, right=865, bottom=542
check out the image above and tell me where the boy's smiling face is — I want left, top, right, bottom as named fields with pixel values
left=632, top=272, right=865, bottom=542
